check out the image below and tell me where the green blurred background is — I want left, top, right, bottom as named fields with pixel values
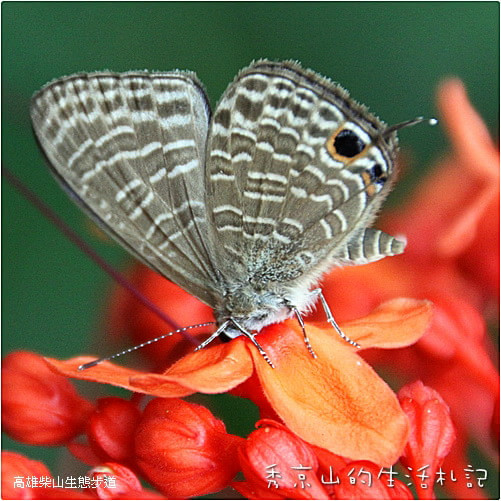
left=2, top=1, right=499, bottom=496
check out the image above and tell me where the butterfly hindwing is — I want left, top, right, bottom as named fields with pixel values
left=205, top=60, right=404, bottom=286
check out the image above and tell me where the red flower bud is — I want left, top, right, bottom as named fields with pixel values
left=333, top=460, right=413, bottom=500
left=2, top=351, right=93, bottom=445
left=88, top=462, right=143, bottom=500
left=1, top=451, right=94, bottom=499
left=237, top=419, right=329, bottom=500
left=134, top=398, right=243, bottom=498
left=2, top=451, right=51, bottom=500
left=398, top=381, right=456, bottom=499
left=309, top=446, right=350, bottom=498
left=88, top=398, right=141, bottom=464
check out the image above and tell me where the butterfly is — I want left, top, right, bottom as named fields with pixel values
left=30, top=60, right=414, bottom=367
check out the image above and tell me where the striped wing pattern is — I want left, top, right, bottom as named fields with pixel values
left=31, top=71, right=221, bottom=306
left=31, top=61, right=405, bottom=315
left=206, top=61, right=404, bottom=286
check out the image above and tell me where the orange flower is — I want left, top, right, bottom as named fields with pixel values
left=5, top=78, right=495, bottom=499
left=46, top=298, right=432, bottom=467
left=384, top=79, right=499, bottom=305
left=304, top=78, right=499, bottom=498
left=234, top=420, right=425, bottom=500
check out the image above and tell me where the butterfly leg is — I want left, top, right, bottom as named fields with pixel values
left=194, top=319, right=275, bottom=368
left=194, top=320, right=232, bottom=351
left=311, top=288, right=360, bottom=348
left=291, top=307, right=317, bottom=359
left=231, top=319, right=275, bottom=369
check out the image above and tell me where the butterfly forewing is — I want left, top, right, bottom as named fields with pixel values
left=206, top=60, right=403, bottom=287
left=31, top=71, right=220, bottom=306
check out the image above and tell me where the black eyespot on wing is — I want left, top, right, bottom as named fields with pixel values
left=371, top=163, right=383, bottom=178
left=369, top=163, right=387, bottom=184
left=333, top=130, right=365, bottom=158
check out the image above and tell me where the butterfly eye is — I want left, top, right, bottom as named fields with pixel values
left=332, top=129, right=365, bottom=158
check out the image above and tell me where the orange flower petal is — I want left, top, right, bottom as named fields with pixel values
left=249, top=320, right=411, bottom=465
left=459, top=193, right=500, bottom=300
left=342, top=297, right=433, bottom=349
left=131, top=339, right=253, bottom=394
left=45, top=339, right=254, bottom=398
left=437, top=79, right=499, bottom=179
left=124, top=374, right=197, bottom=397
left=44, top=357, right=189, bottom=397
left=438, top=183, right=498, bottom=258
left=434, top=79, right=499, bottom=259
left=106, top=265, right=215, bottom=366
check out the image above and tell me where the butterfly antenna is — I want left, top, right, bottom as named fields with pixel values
left=78, top=321, right=217, bottom=370
left=382, top=116, right=438, bottom=138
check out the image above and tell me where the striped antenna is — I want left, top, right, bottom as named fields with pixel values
left=78, top=321, right=216, bottom=370
left=383, top=116, right=438, bottom=138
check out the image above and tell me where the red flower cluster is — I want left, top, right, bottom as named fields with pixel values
left=2, top=348, right=457, bottom=500
left=2, top=80, right=498, bottom=499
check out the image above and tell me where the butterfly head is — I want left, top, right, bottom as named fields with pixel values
left=214, top=285, right=296, bottom=337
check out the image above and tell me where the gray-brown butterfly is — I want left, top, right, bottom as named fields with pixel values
left=30, top=60, right=417, bottom=368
